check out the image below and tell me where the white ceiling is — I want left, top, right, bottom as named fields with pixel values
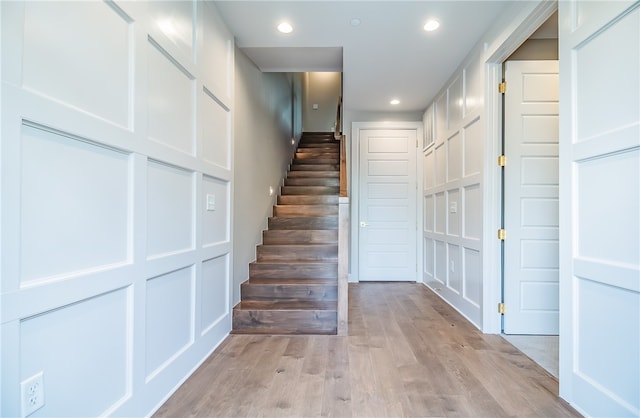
left=213, top=1, right=511, bottom=114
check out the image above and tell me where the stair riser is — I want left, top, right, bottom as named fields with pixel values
left=281, top=186, right=339, bottom=195
left=268, top=217, right=338, bottom=230
left=284, top=178, right=340, bottom=187
left=262, top=230, right=338, bottom=245
left=232, top=310, right=337, bottom=334
left=296, top=148, right=339, bottom=153
left=241, top=283, right=338, bottom=301
left=277, top=195, right=338, bottom=205
left=250, top=263, right=338, bottom=279
left=298, top=137, right=336, bottom=144
left=287, top=171, right=339, bottom=178
left=295, top=152, right=340, bottom=161
left=290, top=164, right=339, bottom=171
left=297, top=144, right=340, bottom=149
left=273, top=206, right=338, bottom=217
left=292, top=160, right=339, bottom=166
left=257, top=244, right=338, bottom=262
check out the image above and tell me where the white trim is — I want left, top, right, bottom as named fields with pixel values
left=350, top=121, right=423, bottom=283
left=481, top=1, right=558, bottom=334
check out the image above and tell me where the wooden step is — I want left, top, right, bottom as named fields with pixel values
left=257, top=244, right=338, bottom=262
left=268, top=216, right=338, bottom=230
left=240, top=278, right=337, bottom=301
left=299, top=136, right=337, bottom=144
left=290, top=164, right=338, bottom=171
left=295, top=152, right=339, bottom=159
left=278, top=195, right=338, bottom=205
left=232, top=301, right=337, bottom=334
left=262, top=230, right=338, bottom=245
left=249, top=261, right=338, bottom=279
left=287, top=170, right=339, bottom=178
left=296, top=147, right=339, bottom=154
left=297, top=143, right=339, bottom=149
left=281, top=186, right=339, bottom=195
left=292, top=158, right=339, bottom=165
left=284, top=177, right=340, bottom=187
left=273, top=205, right=338, bottom=217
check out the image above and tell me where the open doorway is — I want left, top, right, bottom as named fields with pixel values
left=499, top=11, right=560, bottom=377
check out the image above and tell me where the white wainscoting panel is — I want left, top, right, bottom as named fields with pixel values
left=448, top=76, right=463, bottom=129
left=447, top=132, right=462, bottom=181
left=147, top=39, right=195, bottom=155
left=145, top=266, right=194, bottom=379
left=201, top=254, right=229, bottom=334
left=424, top=195, right=434, bottom=232
left=201, top=88, right=231, bottom=169
left=202, top=2, right=234, bottom=100
left=435, top=192, right=446, bottom=234
left=434, top=240, right=446, bottom=286
left=202, top=175, right=230, bottom=247
left=577, top=149, right=639, bottom=265
left=447, top=188, right=460, bottom=237
left=22, top=1, right=132, bottom=129
left=20, top=124, right=130, bottom=284
left=20, top=288, right=130, bottom=416
left=447, top=243, right=461, bottom=293
left=1, top=1, right=235, bottom=416
left=463, top=117, right=483, bottom=176
left=463, top=184, right=482, bottom=240
left=148, top=1, right=195, bottom=61
left=434, top=142, right=446, bottom=186
left=423, top=51, right=484, bottom=327
left=463, top=248, right=481, bottom=306
left=146, top=160, right=194, bottom=258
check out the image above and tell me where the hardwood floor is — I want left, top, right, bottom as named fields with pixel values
left=155, top=283, right=580, bottom=417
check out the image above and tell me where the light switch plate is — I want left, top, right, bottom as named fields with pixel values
left=206, top=194, right=215, bottom=211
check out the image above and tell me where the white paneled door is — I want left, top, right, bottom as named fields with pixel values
left=358, top=129, right=417, bottom=281
left=559, top=2, right=639, bottom=415
left=503, top=60, right=559, bottom=334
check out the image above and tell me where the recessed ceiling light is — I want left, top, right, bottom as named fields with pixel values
left=350, top=18, right=361, bottom=27
left=277, top=22, right=293, bottom=34
left=390, top=99, right=400, bottom=105
left=423, top=19, right=440, bottom=32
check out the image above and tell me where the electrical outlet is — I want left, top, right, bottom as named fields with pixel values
left=21, top=372, right=44, bottom=417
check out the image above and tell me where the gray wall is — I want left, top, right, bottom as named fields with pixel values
left=233, top=48, right=299, bottom=304
left=303, top=72, right=342, bottom=132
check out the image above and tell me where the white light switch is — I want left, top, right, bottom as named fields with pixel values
left=312, top=103, right=319, bottom=110
left=206, top=194, right=216, bottom=211
left=449, top=202, right=457, bottom=213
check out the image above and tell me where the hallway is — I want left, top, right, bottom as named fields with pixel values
left=155, top=283, right=579, bottom=417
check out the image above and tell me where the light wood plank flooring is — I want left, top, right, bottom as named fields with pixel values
left=155, top=283, right=579, bottom=417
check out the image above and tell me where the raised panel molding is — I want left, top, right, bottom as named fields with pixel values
left=0, top=1, right=234, bottom=415
left=145, top=266, right=195, bottom=380
left=147, top=37, right=196, bottom=155
left=22, top=1, right=132, bottom=129
left=20, top=288, right=130, bottom=416
left=20, top=123, right=131, bottom=284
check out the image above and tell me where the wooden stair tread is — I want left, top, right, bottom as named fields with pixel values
left=277, top=195, right=339, bottom=204
left=235, top=300, right=336, bottom=310
left=262, top=230, right=338, bottom=244
left=245, top=277, right=337, bottom=285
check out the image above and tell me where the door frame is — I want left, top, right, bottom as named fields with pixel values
left=350, top=121, right=423, bottom=283
left=482, top=1, right=558, bottom=334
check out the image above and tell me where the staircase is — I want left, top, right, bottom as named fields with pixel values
left=232, top=132, right=340, bottom=334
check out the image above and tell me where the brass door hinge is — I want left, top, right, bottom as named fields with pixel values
left=498, top=229, right=507, bottom=240
left=498, top=82, right=507, bottom=94
left=498, top=155, right=507, bottom=167
left=498, top=303, right=506, bottom=314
